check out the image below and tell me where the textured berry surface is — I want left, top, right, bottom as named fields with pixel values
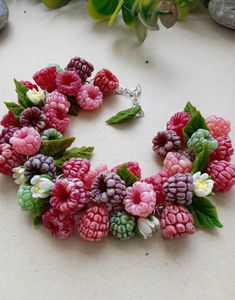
left=44, top=91, right=70, bottom=114
left=0, top=126, right=20, bottom=144
left=24, top=154, right=56, bottom=180
left=66, top=56, right=94, bottom=82
left=50, top=178, right=90, bottom=214
left=152, top=130, right=181, bottom=157
left=187, top=129, right=218, bottom=155
left=124, top=181, right=156, bottom=217
left=93, top=69, right=119, bottom=95
left=161, top=205, right=195, bottom=239
left=17, top=185, right=43, bottom=214
left=42, top=208, right=74, bottom=239
left=62, top=158, right=90, bottom=180
left=207, top=160, right=235, bottom=193
left=1, top=112, right=20, bottom=127
left=83, top=164, right=109, bottom=190
left=210, top=136, right=234, bottom=162
left=41, top=128, right=63, bottom=140
left=91, top=172, right=126, bottom=208
left=10, top=127, right=41, bottom=156
left=163, top=173, right=193, bottom=205
left=167, top=111, right=190, bottom=139
left=20, top=80, right=38, bottom=91
left=110, top=211, right=135, bottom=240
left=19, top=107, right=46, bottom=131
left=78, top=205, right=109, bottom=241
left=163, top=152, right=192, bottom=177
left=0, top=143, right=25, bottom=175
left=56, top=71, right=82, bottom=97
left=76, top=84, right=103, bottom=110
left=206, top=116, right=231, bottom=138
left=33, top=66, right=57, bottom=92
left=112, top=161, right=141, bottom=180
left=44, top=108, right=70, bottom=133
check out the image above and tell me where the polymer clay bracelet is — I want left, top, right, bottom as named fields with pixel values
left=0, top=56, right=235, bottom=242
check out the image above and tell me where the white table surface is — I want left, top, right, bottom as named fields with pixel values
left=0, top=1, right=235, bottom=299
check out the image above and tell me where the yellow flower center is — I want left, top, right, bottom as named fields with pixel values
left=195, top=178, right=208, bottom=191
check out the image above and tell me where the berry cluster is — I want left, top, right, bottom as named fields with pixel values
left=0, top=60, right=235, bottom=245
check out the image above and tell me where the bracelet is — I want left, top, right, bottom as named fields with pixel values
left=0, top=56, right=234, bottom=242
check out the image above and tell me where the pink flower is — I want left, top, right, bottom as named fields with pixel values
left=76, top=84, right=103, bottom=110
left=124, top=181, right=156, bottom=217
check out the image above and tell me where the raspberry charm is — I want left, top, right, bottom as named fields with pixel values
left=20, top=80, right=39, bottom=91
left=41, top=128, right=63, bottom=140
left=44, top=108, right=70, bottom=133
left=76, top=84, right=103, bottom=110
left=62, top=158, right=91, bottom=180
left=33, top=66, right=57, bottom=92
left=78, top=205, right=109, bottom=242
left=44, top=91, right=70, bottom=114
left=163, top=173, right=193, bottom=205
left=0, top=126, right=20, bottom=144
left=152, top=130, right=181, bottom=157
left=124, top=181, right=156, bottom=217
left=10, top=127, right=41, bottom=156
left=0, top=143, right=25, bottom=175
left=167, top=111, right=190, bottom=139
left=206, top=116, right=231, bottom=138
left=110, top=211, right=136, bottom=240
left=93, top=69, right=119, bottom=95
left=56, top=71, right=82, bottom=97
left=66, top=56, right=94, bottom=82
left=1, top=111, right=20, bottom=127
left=207, top=160, right=235, bottom=193
left=161, top=205, right=195, bottom=239
left=163, top=152, right=192, bottom=177
left=19, top=107, right=46, bottom=131
left=187, top=129, right=218, bottom=155
left=50, top=178, right=90, bottom=214
left=210, top=136, right=234, bottom=162
left=83, top=164, right=109, bottom=189
left=17, top=185, right=45, bottom=214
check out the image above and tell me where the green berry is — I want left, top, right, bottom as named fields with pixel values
left=110, top=211, right=136, bottom=240
left=41, top=128, right=63, bottom=141
left=187, top=129, right=218, bottom=155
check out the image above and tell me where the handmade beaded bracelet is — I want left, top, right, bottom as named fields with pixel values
left=0, top=56, right=235, bottom=242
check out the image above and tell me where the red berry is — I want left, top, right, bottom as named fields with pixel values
left=20, top=80, right=39, bottom=91
left=45, top=108, right=70, bottom=133
left=78, top=205, right=109, bottom=241
left=152, top=130, right=182, bottom=157
left=0, top=143, right=25, bottom=175
left=62, top=158, right=90, bottom=180
left=1, top=112, right=20, bottom=128
left=56, top=71, right=82, bottom=97
left=93, top=69, right=119, bottom=96
left=33, top=66, right=57, bottom=92
left=66, top=56, right=94, bottom=82
left=206, top=116, right=231, bottom=138
left=0, top=126, right=20, bottom=144
left=167, top=111, right=190, bottom=139
left=44, top=91, right=70, bottom=114
left=210, top=136, right=234, bottom=162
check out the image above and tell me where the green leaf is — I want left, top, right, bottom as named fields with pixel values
left=40, top=137, right=75, bottom=158
left=188, top=196, right=223, bottom=229
left=108, top=0, right=124, bottom=26
left=4, top=102, right=25, bottom=120
left=88, top=0, right=119, bottom=18
left=116, top=164, right=138, bottom=187
left=122, top=0, right=135, bottom=27
left=157, top=1, right=178, bottom=29
left=54, top=146, right=94, bottom=169
left=42, top=0, right=71, bottom=9
left=184, top=101, right=198, bottom=117
left=106, top=105, right=142, bottom=125
left=135, top=17, right=147, bottom=43
left=14, top=79, right=32, bottom=108
left=183, top=112, right=208, bottom=142
left=67, top=96, right=81, bottom=116
left=192, top=143, right=210, bottom=173
left=33, top=215, right=42, bottom=225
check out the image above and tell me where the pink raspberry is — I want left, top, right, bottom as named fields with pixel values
left=143, top=170, right=168, bottom=204
left=161, top=205, right=195, bottom=239
left=210, top=136, right=234, bottom=162
left=10, top=127, right=41, bottom=156
left=124, top=181, right=156, bottom=217
left=45, top=108, right=70, bottom=133
left=62, top=158, right=91, bottom=180
left=83, top=164, right=109, bottom=189
left=33, top=66, right=57, bottom=92
left=1, top=112, right=20, bottom=128
left=93, top=69, right=119, bottom=96
left=76, top=84, right=103, bottom=110
left=112, top=161, right=141, bottom=180
left=0, top=126, right=20, bottom=144
left=44, top=91, right=70, bottom=114
left=163, top=152, right=192, bottom=177
left=167, top=111, right=190, bottom=140
left=78, top=205, right=109, bottom=242
left=206, top=116, right=231, bottom=138
left=207, top=160, right=235, bottom=193
left=0, top=143, right=25, bottom=175
left=50, top=178, right=90, bottom=215
left=42, top=208, right=74, bottom=239
left=56, top=71, right=82, bottom=97
left=20, top=80, right=39, bottom=91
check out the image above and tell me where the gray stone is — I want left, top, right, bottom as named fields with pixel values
left=209, top=0, right=235, bottom=29
left=0, top=0, right=8, bottom=30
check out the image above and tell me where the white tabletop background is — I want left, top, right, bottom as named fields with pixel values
left=0, top=1, right=235, bottom=299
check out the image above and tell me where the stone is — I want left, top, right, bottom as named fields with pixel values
left=0, top=0, right=8, bottom=30
left=209, top=0, right=235, bottom=30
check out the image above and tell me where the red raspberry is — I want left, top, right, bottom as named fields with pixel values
left=111, top=161, right=141, bottom=180
left=20, top=80, right=38, bottom=91
left=56, top=71, right=82, bottom=97
left=161, top=205, right=195, bottom=239
left=207, top=160, right=235, bottom=193
left=0, top=126, right=20, bottom=144
left=0, top=143, right=25, bottom=175
left=167, top=111, right=190, bottom=139
left=50, top=178, right=90, bottom=215
left=78, top=205, right=109, bottom=242
left=1, top=112, right=20, bottom=127
left=210, top=136, right=234, bottom=162
left=62, top=158, right=90, bottom=180
left=93, top=69, right=119, bottom=96
left=152, top=130, right=182, bottom=157
left=19, top=107, right=46, bottom=131
left=42, top=208, right=74, bottom=239
left=163, top=151, right=192, bottom=177
left=206, top=116, right=231, bottom=138
left=33, top=66, right=57, bottom=92
left=45, top=108, right=70, bottom=133
left=44, top=91, right=70, bottom=114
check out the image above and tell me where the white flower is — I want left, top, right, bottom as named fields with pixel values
left=26, top=89, right=45, bottom=105
left=193, top=172, right=214, bottom=197
left=137, top=215, right=160, bottom=239
left=12, top=166, right=27, bottom=185
left=30, top=175, right=54, bottom=198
